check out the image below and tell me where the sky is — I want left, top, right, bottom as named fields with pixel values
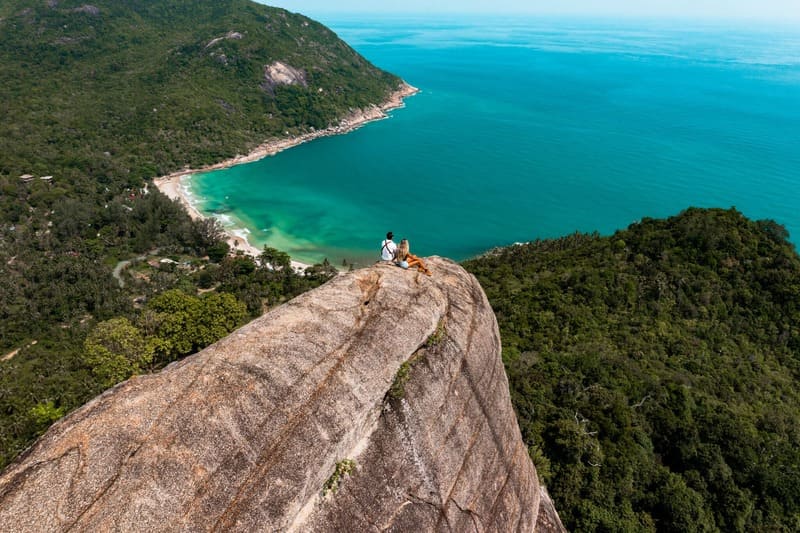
left=257, top=1, right=800, bottom=21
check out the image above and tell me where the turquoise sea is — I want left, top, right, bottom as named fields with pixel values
left=188, top=16, right=800, bottom=266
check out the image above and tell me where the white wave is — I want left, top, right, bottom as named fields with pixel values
left=213, top=213, right=235, bottom=226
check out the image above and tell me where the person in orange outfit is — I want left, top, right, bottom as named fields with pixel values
left=394, top=239, right=431, bottom=276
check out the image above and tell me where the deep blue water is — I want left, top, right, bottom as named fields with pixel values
left=189, top=16, right=800, bottom=266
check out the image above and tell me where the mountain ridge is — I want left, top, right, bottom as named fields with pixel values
left=0, top=0, right=403, bottom=183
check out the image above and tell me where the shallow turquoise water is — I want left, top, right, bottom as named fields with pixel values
left=189, top=16, right=800, bottom=266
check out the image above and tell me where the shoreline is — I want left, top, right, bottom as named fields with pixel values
left=153, top=82, right=419, bottom=271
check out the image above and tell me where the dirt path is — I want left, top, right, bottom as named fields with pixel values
left=112, top=249, right=161, bottom=288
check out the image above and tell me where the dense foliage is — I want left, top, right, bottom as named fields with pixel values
left=0, top=0, right=400, bottom=183
left=0, top=0, right=393, bottom=469
left=464, top=208, right=800, bottom=532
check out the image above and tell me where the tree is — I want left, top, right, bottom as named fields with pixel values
left=305, top=258, right=338, bottom=282
left=259, top=245, right=291, bottom=271
left=196, top=292, right=248, bottom=347
left=207, top=241, right=230, bottom=263
left=193, top=217, right=226, bottom=252
left=29, top=400, right=66, bottom=428
left=147, top=289, right=202, bottom=360
left=84, top=318, right=153, bottom=387
left=147, top=289, right=247, bottom=362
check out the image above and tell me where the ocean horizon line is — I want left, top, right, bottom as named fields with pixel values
left=300, top=11, right=800, bottom=28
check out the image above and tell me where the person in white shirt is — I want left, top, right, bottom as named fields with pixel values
left=380, top=231, right=397, bottom=261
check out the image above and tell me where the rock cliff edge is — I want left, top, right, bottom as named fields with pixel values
left=0, top=258, right=564, bottom=532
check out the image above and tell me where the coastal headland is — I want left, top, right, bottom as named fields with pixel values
left=154, top=83, right=419, bottom=270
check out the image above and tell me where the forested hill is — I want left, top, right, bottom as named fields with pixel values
left=464, top=208, right=800, bottom=531
left=0, top=0, right=400, bottom=183
left=0, top=1, right=394, bottom=469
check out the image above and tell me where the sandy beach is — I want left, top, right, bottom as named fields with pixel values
left=154, top=82, right=418, bottom=271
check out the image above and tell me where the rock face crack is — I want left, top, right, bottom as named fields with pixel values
left=0, top=258, right=564, bottom=532
left=449, top=496, right=483, bottom=532
left=213, top=292, right=386, bottom=529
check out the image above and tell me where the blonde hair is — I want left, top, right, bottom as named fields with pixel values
left=395, top=239, right=410, bottom=261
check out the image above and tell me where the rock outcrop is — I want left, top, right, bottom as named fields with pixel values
left=0, top=258, right=564, bottom=532
left=262, top=60, right=307, bottom=92
left=205, top=31, right=244, bottom=49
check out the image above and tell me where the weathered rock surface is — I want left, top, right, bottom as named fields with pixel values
left=72, top=5, right=100, bottom=16
left=262, top=60, right=307, bottom=91
left=205, top=31, right=245, bottom=49
left=0, top=257, right=564, bottom=532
